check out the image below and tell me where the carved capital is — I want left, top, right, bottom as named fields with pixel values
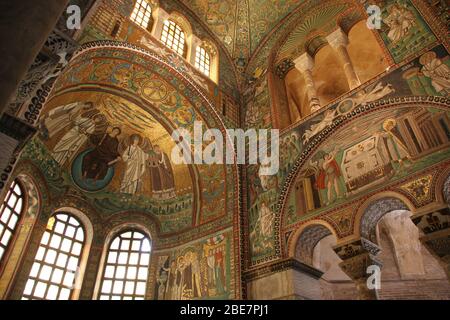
left=411, top=208, right=450, bottom=282
left=338, top=252, right=382, bottom=281
left=294, top=53, right=314, bottom=72
left=411, top=208, right=450, bottom=235
left=333, top=237, right=381, bottom=260
left=326, top=28, right=349, bottom=49
left=334, top=238, right=382, bottom=299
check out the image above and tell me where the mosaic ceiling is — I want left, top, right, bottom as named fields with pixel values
left=179, top=0, right=305, bottom=61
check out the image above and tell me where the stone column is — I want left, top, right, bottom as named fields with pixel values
left=326, top=28, right=361, bottom=90
left=0, top=0, right=70, bottom=116
left=151, top=8, right=170, bottom=41
left=293, top=53, right=321, bottom=113
left=411, top=207, right=450, bottom=282
left=333, top=238, right=382, bottom=300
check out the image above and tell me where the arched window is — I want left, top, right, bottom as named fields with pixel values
left=195, top=46, right=211, bottom=76
left=0, top=179, right=25, bottom=266
left=22, top=213, right=86, bottom=300
left=130, top=0, right=153, bottom=29
left=161, top=20, right=186, bottom=57
left=98, top=230, right=151, bottom=300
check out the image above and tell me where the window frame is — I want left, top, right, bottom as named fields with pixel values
left=130, top=0, right=154, bottom=31
left=195, top=45, right=212, bottom=77
left=0, top=178, right=27, bottom=276
left=160, top=19, right=187, bottom=57
left=22, top=212, right=87, bottom=300
left=97, top=229, right=152, bottom=300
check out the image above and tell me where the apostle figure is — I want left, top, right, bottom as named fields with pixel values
left=82, top=127, right=121, bottom=182
left=148, top=145, right=176, bottom=198
left=206, top=249, right=216, bottom=288
left=181, top=252, right=193, bottom=299
left=175, top=256, right=185, bottom=300
left=52, top=112, right=105, bottom=167
left=119, top=134, right=150, bottom=194
left=384, top=3, right=416, bottom=44
left=419, top=51, right=450, bottom=96
left=190, top=252, right=202, bottom=298
left=166, top=260, right=178, bottom=300
left=156, top=257, right=169, bottom=300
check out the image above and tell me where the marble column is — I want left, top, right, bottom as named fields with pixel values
left=411, top=207, right=450, bottom=282
left=293, top=53, right=321, bottom=113
left=0, top=0, right=70, bottom=116
left=333, top=238, right=382, bottom=300
left=326, top=28, right=361, bottom=90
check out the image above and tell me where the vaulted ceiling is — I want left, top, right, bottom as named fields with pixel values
left=179, top=0, right=305, bottom=62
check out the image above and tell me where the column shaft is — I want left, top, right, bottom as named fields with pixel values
left=326, top=28, right=361, bottom=90
left=293, top=53, right=321, bottom=113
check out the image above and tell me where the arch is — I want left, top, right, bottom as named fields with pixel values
left=0, top=171, right=42, bottom=300
left=52, top=207, right=94, bottom=299
left=93, top=221, right=153, bottom=300
left=0, top=178, right=27, bottom=270
left=276, top=96, right=450, bottom=257
left=130, top=0, right=156, bottom=31
left=160, top=11, right=193, bottom=59
left=166, top=11, right=193, bottom=40
left=16, top=174, right=40, bottom=219
left=356, top=194, right=413, bottom=243
left=22, top=209, right=92, bottom=300
left=196, top=39, right=219, bottom=83
left=289, top=221, right=336, bottom=265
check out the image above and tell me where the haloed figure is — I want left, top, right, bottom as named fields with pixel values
left=52, top=112, right=105, bottom=167
left=120, top=134, right=149, bottom=194
left=82, top=127, right=121, bottom=182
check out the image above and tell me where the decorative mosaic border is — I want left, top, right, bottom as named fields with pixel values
left=248, top=96, right=450, bottom=268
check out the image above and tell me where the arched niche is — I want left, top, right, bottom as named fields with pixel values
left=266, top=1, right=391, bottom=128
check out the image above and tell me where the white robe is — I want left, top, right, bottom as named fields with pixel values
left=52, top=116, right=95, bottom=166
left=120, top=145, right=149, bottom=194
left=44, top=102, right=84, bottom=139
left=421, top=58, right=450, bottom=94
left=259, top=204, right=274, bottom=238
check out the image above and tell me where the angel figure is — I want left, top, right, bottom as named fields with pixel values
left=40, top=101, right=95, bottom=140
left=302, top=109, right=338, bottom=144
left=51, top=107, right=107, bottom=167
left=119, top=133, right=153, bottom=195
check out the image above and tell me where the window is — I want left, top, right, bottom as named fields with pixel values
left=0, top=179, right=25, bottom=265
left=195, top=46, right=211, bottom=76
left=161, top=20, right=186, bottom=56
left=99, top=230, right=151, bottom=300
left=130, top=0, right=153, bottom=29
left=22, top=213, right=85, bottom=300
